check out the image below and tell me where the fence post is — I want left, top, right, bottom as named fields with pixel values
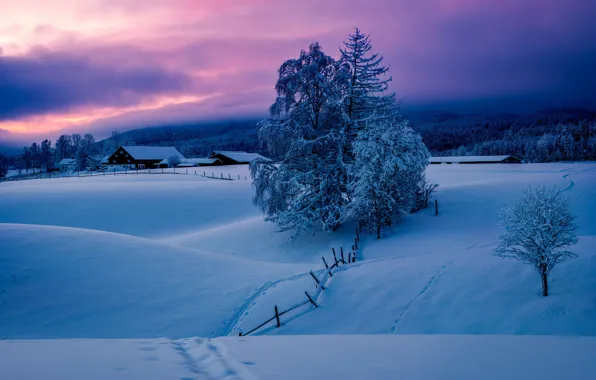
left=310, top=270, right=325, bottom=290
left=352, top=251, right=357, bottom=262
left=274, top=305, right=281, bottom=327
left=194, top=170, right=197, bottom=175
left=221, top=173, right=223, bottom=179
left=322, top=257, right=333, bottom=276
left=340, top=246, right=345, bottom=264
left=305, top=291, right=318, bottom=308
left=332, top=248, right=338, bottom=266
left=238, top=174, right=240, bottom=180
left=245, top=176, right=247, bottom=180
left=356, top=228, right=360, bottom=243
left=212, top=172, right=214, bottom=178
left=435, top=199, right=439, bottom=216
left=204, top=171, right=206, bottom=177
left=186, top=169, right=188, bottom=175
left=354, top=237, right=359, bottom=251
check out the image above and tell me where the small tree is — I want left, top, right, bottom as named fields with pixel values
left=495, top=186, right=578, bottom=297
left=167, top=155, right=181, bottom=168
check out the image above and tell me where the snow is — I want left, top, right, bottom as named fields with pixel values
left=120, top=145, right=185, bottom=160
left=1, top=163, right=595, bottom=377
left=57, top=158, right=76, bottom=165
left=430, top=155, right=515, bottom=163
left=1, top=335, right=596, bottom=380
left=210, top=151, right=271, bottom=163
left=0, top=224, right=310, bottom=339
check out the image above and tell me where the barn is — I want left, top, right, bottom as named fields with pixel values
left=158, top=157, right=223, bottom=168
left=429, top=155, right=522, bottom=164
left=105, top=146, right=185, bottom=169
left=208, top=151, right=271, bottom=165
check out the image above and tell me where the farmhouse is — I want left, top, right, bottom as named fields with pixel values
left=105, top=146, right=185, bottom=169
left=208, top=151, right=271, bottom=165
left=429, top=155, right=521, bottom=164
left=58, top=158, right=77, bottom=172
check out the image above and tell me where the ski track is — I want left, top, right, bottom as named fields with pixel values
left=221, top=271, right=316, bottom=336
left=173, top=338, right=257, bottom=380
left=172, top=340, right=207, bottom=379
left=390, top=260, right=454, bottom=333
left=561, top=173, right=576, bottom=192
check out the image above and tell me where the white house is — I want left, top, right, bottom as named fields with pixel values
left=58, top=158, right=77, bottom=172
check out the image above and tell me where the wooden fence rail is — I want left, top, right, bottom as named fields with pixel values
left=237, top=229, right=361, bottom=336
left=2, top=168, right=250, bottom=182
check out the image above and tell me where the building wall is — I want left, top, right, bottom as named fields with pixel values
left=208, top=153, right=241, bottom=165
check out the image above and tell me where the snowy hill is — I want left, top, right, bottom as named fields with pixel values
left=2, top=335, right=596, bottom=380
left=1, top=163, right=595, bottom=378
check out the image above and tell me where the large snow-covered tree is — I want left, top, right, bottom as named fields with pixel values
left=253, top=31, right=431, bottom=239
left=251, top=42, right=350, bottom=237
left=495, top=186, right=578, bottom=297
left=349, top=116, right=430, bottom=238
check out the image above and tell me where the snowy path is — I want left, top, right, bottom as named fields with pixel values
left=391, top=261, right=455, bottom=333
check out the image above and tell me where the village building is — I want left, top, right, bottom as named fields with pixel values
left=429, top=155, right=521, bottom=164
left=208, top=151, right=271, bottom=165
left=158, top=157, right=223, bottom=168
left=105, top=146, right=185, bottom=169
left=57, top=158, right=77, bottom=172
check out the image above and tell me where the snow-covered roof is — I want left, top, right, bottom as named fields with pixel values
left=430, top=155, right=515, bottom=163
left=100, top=155, right=110, bottom=164
left=182, top=158, right=220, bottom=165
left=119, top=146, right=185, bottom=160
left=58, top=158, right=76, bottom=165
left=209, top=151, right=271, bottom=163
left=158, top=157, right=220, bottom=166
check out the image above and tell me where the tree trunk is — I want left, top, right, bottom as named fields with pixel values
left=376, top=224, right=381, bottom=239
left=541, top=271, right=549, bottom=297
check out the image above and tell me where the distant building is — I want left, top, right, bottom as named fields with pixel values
left=157, top=157, right=223, bottom=168
left=58, top=158, right=77, bottom=172
left=208, top=151, right=271, bottom=165
left=105, top=146, right=185, bottom=169
left=429, top=155, right=521, bottom=164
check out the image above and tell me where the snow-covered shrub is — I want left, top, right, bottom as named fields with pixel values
left=495, top=186, right=578, bottom=296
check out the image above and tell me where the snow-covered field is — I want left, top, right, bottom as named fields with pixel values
left=1, top=163, right=595, bottom=378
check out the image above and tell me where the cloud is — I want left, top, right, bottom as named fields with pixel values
left=1, top=0, right=595, bottom=140
left=0, top=53, right=198, bottom=120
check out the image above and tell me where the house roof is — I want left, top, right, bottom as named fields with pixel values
left=158, top=157, right=221, bottom=166
left=118, top=146, right=185, bottom=161
left=100, top=155, right=110, bottom=164
left=58, top=158, right=76, bottom=165
left=429, top=155, right=515, bottom=163
left=209, top=151, right=270, bottom=163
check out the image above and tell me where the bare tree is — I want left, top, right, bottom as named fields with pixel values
left=167, top=155, right=181, bottom=168
left=495, top=186, right=578, bottom=296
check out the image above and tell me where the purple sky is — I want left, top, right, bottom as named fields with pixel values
left=1, top=0, right=595, bottom=142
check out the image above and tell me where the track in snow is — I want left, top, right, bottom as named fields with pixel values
left=561, top=173, right=576, bottom=192
left=391, top=261, right=454, bottom=333
left=173, top=338, right=258, bottom=380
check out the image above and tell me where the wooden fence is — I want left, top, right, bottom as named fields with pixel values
left=237, top=229, right=362, bottom=336
left=2, top=167, right=250, bottom=182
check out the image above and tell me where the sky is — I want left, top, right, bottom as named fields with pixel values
left=1, top=0, right=595, bottom=143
